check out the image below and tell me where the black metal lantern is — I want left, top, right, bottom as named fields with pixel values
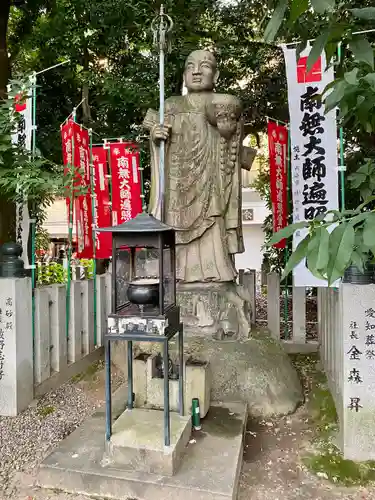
left=97, top=212, right=183, bottom=448
left=100, top=211, right=176, bottom=320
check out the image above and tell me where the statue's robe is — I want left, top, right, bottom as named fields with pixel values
left=144, top=93, right=255, bottom=283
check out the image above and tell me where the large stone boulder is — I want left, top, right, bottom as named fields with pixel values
left=112, top=330, right=303, bottom=418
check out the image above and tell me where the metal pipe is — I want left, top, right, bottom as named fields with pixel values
left=179, top=324, right=184, bottom=416
left=35, top=59, right=70, bottom=76
left=279, top=28, right=375, bottom=48
left=163, top=340, right=171, bottom=446
left=127, top=340, right=133, bottom=409
left=89, top=129, right=98, bottom=346
left=105, top=340, right=112, bottom=441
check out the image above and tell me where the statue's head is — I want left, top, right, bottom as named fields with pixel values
left=184, top=50, right=219, bottom=93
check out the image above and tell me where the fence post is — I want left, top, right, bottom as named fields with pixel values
left=46, top=284, right=67, bottom=373
left=81, top=279, right=95, bottom=355
left=68, top=281, right=83, bottom=363
left=292, top=286, right=306, bottom=343
left=340, top=283, right=375, bottom=460
left=267, top=272, right=280, bottom=339
left=105, top=271, right=112, bottom=313
left=243, top=270, right=256, bottom=326
left=96, top=275, right=106, bottom=347
left=0, top=277, right=33, bottom=416
left=34, top=288, right=51, bottom=384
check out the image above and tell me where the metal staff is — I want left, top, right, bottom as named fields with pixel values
left=151, top=5, right=173, bottom=222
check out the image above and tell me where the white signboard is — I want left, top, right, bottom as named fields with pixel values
left=11, top=89, right=32, bottom=268
left=282, top=46, right=339, bottom=287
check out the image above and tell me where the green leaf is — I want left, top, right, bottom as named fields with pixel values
left=363, top=73, right=375, bottom=91
left=358, top=196, right=375, bottom=211
left=363, top=213, right=375, bottom=247
left=307, top=28, right=332, bottom=71
left=350, top=8, right=375, bottom=20
left=281, top=234, right=311, bottom=280
left=326, top=222, right=355, bottom=285
left=311, top=0, right=335, bottom=14
left=349, top=37, right=374, bottom=70
left=306, top=226, right=330, bottom=275
left=268, top=221, right=309, bottom=245
left=324, top=79, right=347, bottom=113
left=349, top=212, right=371, bottom=227
left=351, top=250, right=365, bottom=273
left=344, top=68, right=359, bottom=85
left=290, top=0, right=309, bottom=22
left=264, top=0, right=288, bottom=43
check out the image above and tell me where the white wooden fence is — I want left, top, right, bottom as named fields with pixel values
left=33, top=273, right=111, bottom=396
left=317, top=287, right=343, bottom=419
left=263, top=272, right=319, bottom=352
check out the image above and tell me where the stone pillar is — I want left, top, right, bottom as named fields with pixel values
left=340, top=283, right=375, bottom=460
left=0, top=277, right=33, bottom=416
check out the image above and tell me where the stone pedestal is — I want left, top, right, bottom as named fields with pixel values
left=0, top=277, right=33, bottom=416
left=177, top=281, right=251, bottom=340
left=37, top=385, right=247, bottom=500
left=105, top=408, right=191, bottom=476
left=133, top=353, right=211, bottom=418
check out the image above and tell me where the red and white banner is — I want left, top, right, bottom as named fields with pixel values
left=268, top=121, right=288, bottom=249
left=12, top=89, right=32, bottom=267
left=282, top=45, right=338, bottom=287
left=110, top=142, right=142, bottom=226
left=61, top=120, right=93, bottom=259
left=92, top=147, right=112, bottom=259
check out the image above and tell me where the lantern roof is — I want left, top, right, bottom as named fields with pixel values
left=96, top=212, right=174, bottom=234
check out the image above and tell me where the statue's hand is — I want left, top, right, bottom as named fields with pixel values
left=151, top=124, right=171, bottom=143
left=217, top=115, right=237, bottom=140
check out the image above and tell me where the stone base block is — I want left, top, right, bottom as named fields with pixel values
left=133, top=354, right=211, bottom=418
left=177, top=281, right=251, bottom=340
left=105, top=408, right=191, bottom=476
left=37, top=385, right=247, bottom=500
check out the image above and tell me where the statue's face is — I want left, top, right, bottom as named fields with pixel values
left=184, top=51, right=218, bottom=93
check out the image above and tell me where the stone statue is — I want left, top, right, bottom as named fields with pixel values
left=144, top=50, right=256, bottom=338
left=144, top=50, right=256, bottom=283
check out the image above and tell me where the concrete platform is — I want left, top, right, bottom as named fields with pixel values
left=106, top=408, right=192, bottom=475
left=37, top=385, right=247, bottom=500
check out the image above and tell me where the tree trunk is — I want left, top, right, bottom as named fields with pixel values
left=82, top=46, right=92, bottom=125
left=0, top=0, right=10, bottom=98
left=0, top=0, right=16, bottom=245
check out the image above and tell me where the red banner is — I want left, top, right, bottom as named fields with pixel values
left=61, top=120, right=74, bottom=220
left=61, top=120, right=94, bottom=259
left=110, top=142, right=142, bottom=225
left=92, top=147, right=112, bottom=259
left=268, top=121, right=288, bottom=249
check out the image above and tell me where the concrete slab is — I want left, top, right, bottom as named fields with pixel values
left=37, top=386, right=247, bottom=500
left=106, top=408, right=191, bottom=475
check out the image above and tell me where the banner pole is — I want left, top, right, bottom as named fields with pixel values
left=66, top=110, right=76, bottom=341
left=89, top=129, right=97, bottom=346
left=30, top=72, right=37, bottom=350
left=284, top=123, right=291, bottom=339
left=337, top=43, right=346, bottom=211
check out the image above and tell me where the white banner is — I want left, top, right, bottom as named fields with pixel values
left=282, top=46, right=339, bottom=287
left=11, top=89, right=32, bottom=268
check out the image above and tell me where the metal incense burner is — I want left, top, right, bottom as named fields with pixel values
left=97, top=212, right=184, bottom=447
left=127, top=277, right=160, bottom=307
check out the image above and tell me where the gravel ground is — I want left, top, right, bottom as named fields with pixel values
left=1, top=361, right=124, bottom=500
